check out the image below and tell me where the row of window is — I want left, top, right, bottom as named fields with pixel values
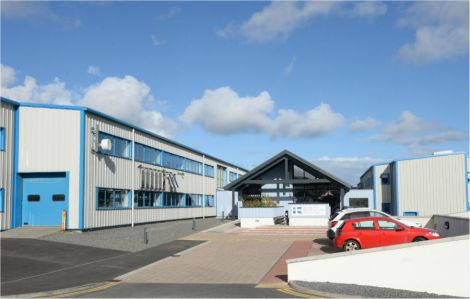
left=99, top=132, right=216, bottom=178
left=229, top=171, right=239, bottom=182
left=97, top=188, right=215, bottom=209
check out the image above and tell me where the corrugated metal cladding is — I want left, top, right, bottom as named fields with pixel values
left=18, top=107, right=82, bottom=228
left=84, top=113, right=243, bottom=229
left=374, top=164, right=392, bottom=209
left=397, top=154, right=467, bottom=216
left=359, top=168, right=373, bottom=189
left=0, top=101, right=15, bottom=230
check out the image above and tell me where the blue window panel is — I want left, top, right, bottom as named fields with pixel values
left=204, top=165, right=214, bottom=178
left=403, top=211, right=418, bottom=216
left=229, top=172, right=238, bottom=182
left=0, top=127, right=5, bottom=151
left=97, top=188, right=130, bottom=209
left=382, top=203, right=391, bottom=214
left=205, top=195, right=215, bottom=207
left=0, top=188, right=4, bottom=212
left=135, top=143, right=161, bottom=166
left=98, top=132, right=131, bottom=159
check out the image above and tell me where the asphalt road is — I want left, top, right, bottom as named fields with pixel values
left=1, top=238, right=204, bottom=296
left=74, top=283, right=296, bottom=298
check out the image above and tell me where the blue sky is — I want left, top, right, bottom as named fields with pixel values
left=1, top=1, right=468, bottom=184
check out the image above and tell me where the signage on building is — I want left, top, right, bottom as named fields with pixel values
left=291, top=204, right=328, bottom=216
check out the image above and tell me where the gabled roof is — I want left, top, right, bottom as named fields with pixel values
left=224, top=150, right=352, bottom=190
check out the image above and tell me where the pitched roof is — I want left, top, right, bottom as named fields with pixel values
left=224, top=150, right=352, bottom=190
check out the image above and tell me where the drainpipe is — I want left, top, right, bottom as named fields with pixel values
left=131, top=128, right=135, bottom=227
left=202, top=154, right=205, bottom=219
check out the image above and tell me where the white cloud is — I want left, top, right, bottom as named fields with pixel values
left=180, top=86, right=344, bottom=138
left=239, top=1, right=338, bottom=43
left=347, top=1, right=387, bottom=19
left=374, top=111, right=468, bottom=155
left=218, top=1, right=387, bottom=43
left=151, top=34, right=165, bottom=47
left=273, top=104, right=344, bottom=138
left=284, top=57, right=296, bottom=76
left=79, top=76, right=179, bottom=137
left=350, top=117, right=380, bottom=132
left=87, top=65, right=101, bottom=76
left=1, top=65, right=179, bottom=138
left=312, top=156, right=381, bottom=185
left=1, top=64, right=16, bottom=87
left=397, top=2, right=468, bottom=63
left=1, top=67, right=73, bottom=105
left=1, top=1, right=81, bottom=28
left=180, top=86, right=274, bottom=135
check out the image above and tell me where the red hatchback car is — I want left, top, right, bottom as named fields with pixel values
left=334, top=217, right=440, bottom=251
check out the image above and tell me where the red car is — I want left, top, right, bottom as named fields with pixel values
left=334, top=216, right=440, bottom=251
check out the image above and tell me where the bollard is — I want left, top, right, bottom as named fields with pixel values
left=221, top=211, right=224, bottom=222
left=61, top=209, right=67, bottom=232
left=144, top=228, right=149, bottom=244
left=192, top=218, right=196, bottom=231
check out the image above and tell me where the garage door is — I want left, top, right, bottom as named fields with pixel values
left=21, top=173, right=68, bottom=226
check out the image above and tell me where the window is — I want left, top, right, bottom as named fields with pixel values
left=381, top=173, right=390, bottom=185
left=204, top=165, right=214, bottom=177
left=205, top=195, right=215, bottom=207
left=52, top=194, right=65, bottom=201
left=134, top=191, right=161, bottom=208
left=342, top=211, right=370, bottom=220
left=353, top=220, right=375, bottom=230
left=217, top=166, right=226, bottom=188
left=0, top=127, right=5, bottom=151
left=403, top=211, right=418, bottom=216
left=97, top=188, right=129, bottom=209
left=135, top=143, right=161, bottom=165
left=378, top=220, right=398, bottom=230
left=349, top=198, right=369, bottom=208
left=163, top=192, right=183, bottom=207
left=229, top=171, right=238, bottom=182
left=0, top=188, right=4, bottom=212
left=382, top=203, right=391, bottom=214
left=98, top=132, right=131, bottom=159
left=162, top=152, right=185, bottom=170
left=184, top=159, right=203, bottom=174
left=28, top=195, right=40, bottom=201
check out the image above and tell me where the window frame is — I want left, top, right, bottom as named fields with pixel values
left=96, top=188, right=131, bottom=210
left=0, top=127, right=5, bottom=151
left=0, top=188, right=4, bottom=212
left=98, top=132, right=132, bottom=160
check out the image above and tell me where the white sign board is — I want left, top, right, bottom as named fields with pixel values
left=291, top=204, right=328, bottom=217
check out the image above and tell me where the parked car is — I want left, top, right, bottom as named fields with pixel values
left=334, top=217, right=440, bottom=251
left=326, top=208, right=423, bottom=240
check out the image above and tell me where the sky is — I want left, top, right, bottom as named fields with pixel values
left=1, top=1, right=469, bottom=185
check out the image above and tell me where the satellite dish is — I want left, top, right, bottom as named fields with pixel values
left=100, top=139, right=112, bottom=151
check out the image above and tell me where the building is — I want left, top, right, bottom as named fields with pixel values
left=225, top=150, right=352, bottom=209
left=0, top=97, right=246, bottom=230
left=358, top=152, right=469, bottom=216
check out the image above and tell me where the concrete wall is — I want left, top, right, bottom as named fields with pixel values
left=287, top=235, right=470, bottom=297
left=343, top=189, right=373, bottom=208
left=0, top=100, right=16, bottom=230
left=18, top=107, right=82, bottom=229
left=374, top=164, right=391, bottom=210
left=397, top=154, right=467, bottom=216
left=240, top=217, right=274, bottom=228
left=425, top=213, right=469, bottom=237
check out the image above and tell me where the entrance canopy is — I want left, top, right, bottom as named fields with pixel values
left=224, top=150, right=352, bottom=209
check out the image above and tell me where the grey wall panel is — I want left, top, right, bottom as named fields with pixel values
left=18, top=107, right=81, bottom=228
left=397, top=154, right=467, bottom=216
left=374, top=164, right=392, bottom=209
left=84, top=113, right=227, bottom=229
left=0, top=101, right=15, bottom=230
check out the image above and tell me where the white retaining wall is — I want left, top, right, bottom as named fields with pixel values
left=287, top=235, right=470, bottom=297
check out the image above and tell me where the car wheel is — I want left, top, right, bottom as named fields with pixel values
left=413, top=237, right=427, bottom=242
left=343, top=240, right=360, bottom=251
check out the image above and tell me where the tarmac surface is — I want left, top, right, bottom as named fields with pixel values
left=0, top=238, right=204, bottom=296
left=292, top=281, right=459, bottom=298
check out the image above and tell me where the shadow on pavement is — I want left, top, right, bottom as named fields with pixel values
left=313, top=238, right=342, bottom=254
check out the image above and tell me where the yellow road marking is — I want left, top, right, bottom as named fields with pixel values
left=41, top=280, right=120, bottom=298
left=277, top=287, right=323, bottom=298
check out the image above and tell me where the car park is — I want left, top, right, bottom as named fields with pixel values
left=334, top=216, right=440, bottom=251
left=327, top=208, right=423, bottom=240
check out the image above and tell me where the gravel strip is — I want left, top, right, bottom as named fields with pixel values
left=41, top=218, right=229, bottom=252
left=293, top=281, right=459, bottom=298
